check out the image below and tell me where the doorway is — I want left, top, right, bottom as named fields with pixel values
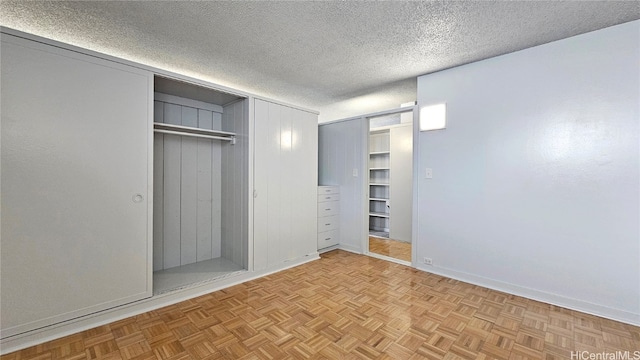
left=367, top=109, right=413, bottom=263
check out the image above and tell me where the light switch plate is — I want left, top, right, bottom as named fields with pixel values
left=425, top=168, right=433, bottom=179
left=353, top=168, right=358, bottom=177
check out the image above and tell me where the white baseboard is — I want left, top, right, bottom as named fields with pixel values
left=318, top=245, right=339, bottom=254
left=0, top=254, right=320, bottom=355
left=415, top=264, right=640, bottom=327
left=337, top=243, right=362, bottom=254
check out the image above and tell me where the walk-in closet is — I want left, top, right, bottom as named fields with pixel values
left=152, top=76, right=249, bottom=294
left=368, top=109, right=413, bottom=262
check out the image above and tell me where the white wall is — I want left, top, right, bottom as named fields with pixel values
left=416, top=20, right=639, bottom=324
left=319, top=119, right=368, bottom=253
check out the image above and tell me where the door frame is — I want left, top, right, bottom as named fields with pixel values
left=361, top=105, right=418, bottom=266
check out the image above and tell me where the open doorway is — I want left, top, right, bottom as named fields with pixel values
left=367, top=109, right=413, bottom=263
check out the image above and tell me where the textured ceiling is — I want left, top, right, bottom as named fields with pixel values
left=1, top=1, right=638, bottom=122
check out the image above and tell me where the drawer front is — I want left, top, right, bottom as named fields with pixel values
left=317, top=201, right=339, bottom=217
left=318, top=193, right=340, bottom=203
left=318, top=186, right=339, bottom=195
left=318, top=229, right=339, bottom=249
left=318, top=215, right=339, bottom=232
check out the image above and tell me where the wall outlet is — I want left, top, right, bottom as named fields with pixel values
left=352, top=168, right=358, bottom=177
left=424, top=257, right=433, bottom=265
left=425, top=168, right=433, bottom=179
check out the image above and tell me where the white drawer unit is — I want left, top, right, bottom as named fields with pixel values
left=318, top=215, right=339, bottom=233
left=318, top=186, right=339, bottom=249
left=317, top=200, right=339, bottom=217
left=318, top=193, right=340, bottom=202
left=318, top=185, right=340, bottom=195
left=317, top=229, right=339, bottom=249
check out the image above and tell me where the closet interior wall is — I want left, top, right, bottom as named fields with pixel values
left=152, top=78, right=248, bottom=293
left=221, top=100, right=249, bottom=269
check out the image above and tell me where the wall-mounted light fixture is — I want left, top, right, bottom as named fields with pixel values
left=419, top=103, right=446, bottom=131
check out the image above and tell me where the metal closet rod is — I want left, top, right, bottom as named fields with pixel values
left=153, top=129, right=235, bottom=142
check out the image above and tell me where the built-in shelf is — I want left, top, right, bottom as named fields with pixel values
left=154, top=122, right=236, bottom=143
left=369, top=151, right=390, bottom=155
left=369, top=167, right=390, bottom=170
left=369, top=198, right=389, bottom=202
left=369, top=183, right=389, bottom=186
left=369, top=212, right=390, bottom=218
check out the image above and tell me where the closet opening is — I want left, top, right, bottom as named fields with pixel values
left=367, top=109, right=413, bottom=263
left=152, top=76, right=249, bottom=295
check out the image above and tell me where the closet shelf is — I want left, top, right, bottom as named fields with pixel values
left=154, top=123, right=236, bottom=144
left=369, top=167, right=390, bottom=170
left=369, top=197, right=389, bottom=201
left=369, top=151, right=390, bottom=155
left=369, top=212, right=390, bottom=218
left=369, top=183, right=389, bottom=186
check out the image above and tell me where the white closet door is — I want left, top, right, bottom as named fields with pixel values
left=253, top=99, right=318, bottom=271
left=0, top=34, right=153, bottom=337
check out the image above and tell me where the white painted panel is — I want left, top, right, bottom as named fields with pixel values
left=302, top=111, right=318, bottom=255
left=196, top=109, right=213, bottom=262
left=254, top=99, right=318, bottom=268
left=267, top=103, right=285, bottom=264
left=162, top=103, right=182, bottom=269
left=369, top=131, right=390, bottom=152
left=389, top=124, right=412, bottom=242
left=1, top=34, right=151, bottom=336
left=213, top=112, right=222, bottom=131
left=253, top=99, right=270, bottom=271
left=281, top=105, right=295, bottom=260
left=221, top=99, right=248, bottom=267
left=180, top=107, right=198, bottom=265
left=416, top=21, right=640, bottom=324
left=153, top=102, right=165, bottom=271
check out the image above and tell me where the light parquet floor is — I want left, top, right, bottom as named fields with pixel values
left=3, top=250, right=639, bottom=360
left=369, top=237, right=411, bottom=262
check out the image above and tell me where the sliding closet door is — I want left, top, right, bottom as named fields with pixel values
left=1, top=34, right=153, bottom=337
left=254, top=99, right=318, bottom=271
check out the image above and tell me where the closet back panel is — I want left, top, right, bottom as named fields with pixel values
left=153, top=98, right=223, bottom=271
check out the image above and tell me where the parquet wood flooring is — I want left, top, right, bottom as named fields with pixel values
left=369, top=237, right=411, bottom=262
left=3, top=250, right=639, bottom=359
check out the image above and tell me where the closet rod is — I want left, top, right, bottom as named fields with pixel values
left=154, top=129, right=236, bottom=143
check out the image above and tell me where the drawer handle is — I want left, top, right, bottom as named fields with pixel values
left=325, top=238, right=331, bottom=241
left=325, top=190, right=331, bottom=192
left=325, top=197, right=331, bottom=199
left=325, top=208, right=330, bottom=211
left=325, top=223, right=331, bottom=226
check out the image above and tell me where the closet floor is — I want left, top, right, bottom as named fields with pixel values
left=153, top=258, right=245, bottom=295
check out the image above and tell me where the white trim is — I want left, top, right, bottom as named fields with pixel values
left=154, top=92, right=224, bottom=113
left=318, top=245, right=339, bottom=254
left=415, top=264, right=640, bottom=327
left=251, top=95, right=319, bottom=115
left=338, top=244, right=362, bottom=254
left=320, top=106, right=417, bottom=125
left=411, top=107, right=420, bottom=267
